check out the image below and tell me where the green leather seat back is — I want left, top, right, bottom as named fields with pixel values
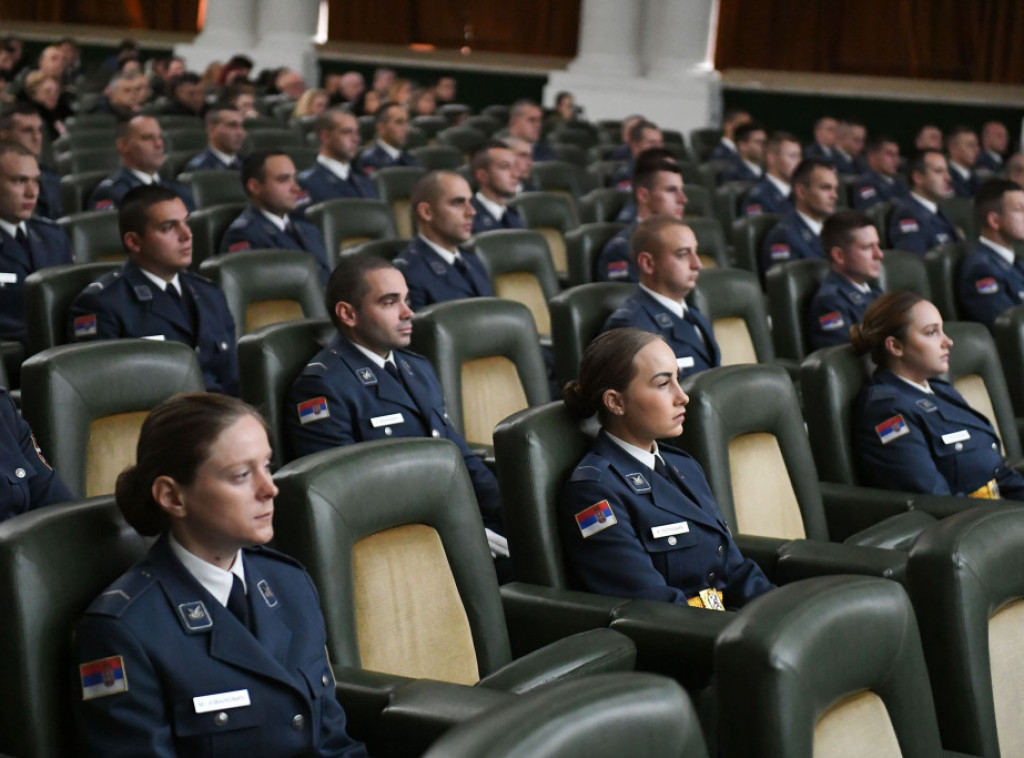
left=691, top=268, right=775, bottom=365
left=57, top=210, right=123, bottom=263
left=59, top=170, right=109, bottom=215
left=549, top=282, right=634, bottom=389
left=878, top=248, right=932, bottom=298
left=409, top=145, right=465, bottom=171
left=731, top=213, right=781, bottom=277
left=576, top=189, right=629, bottom=225
left=305, top=198, right=398, bottom=268
left=715, top=180, right=753, bottom=244
left=765, top=258, right=831, bottom=362
left=371, top=166, right=426, bottom=240
left=923, top=241, right=968, bottom=321
left=179, top=169, right=246, bottom=208
left=565, top=221, right=625, bottom=286
left=186, top=202, right=245, bottom=269
left=685, top=215, right=730, bottom=269
left=992, top=303, right=1024, bottom=419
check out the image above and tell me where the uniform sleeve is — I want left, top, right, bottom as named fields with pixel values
left=219, top=223, right=252, bottom=254
left=442, top=423, right=504, bottom=533
left=854, top=404, right=953, bottom=495
left=69, top=285, right=123, bottom=342
left=2, top=391, right=74, bottom=509
left=286, top=372, right=358, bottom=459
left=958, top=261, right=1016, bottom=328
left=888, top=212, right=926, bottom=254
left=759, top=224, right=792, bottom=275
left=805, top=294, right=852, bottom=351
left=595, top=236, right=632, bottom=282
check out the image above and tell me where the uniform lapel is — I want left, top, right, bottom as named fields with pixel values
left=336, top=338, right=420, bottom=414
left=638, top=291, right=711, bottom=364
left=124, top=262, right=193, bottom=336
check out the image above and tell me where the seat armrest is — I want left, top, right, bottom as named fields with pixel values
left=774, top=539, right=907, bottom=585
left=476, top=628, right=636, bottom=694
left=820, top=482, right=977, bottom=542
left=733, top=534, right=784, bottom=580
left=843, top=510, right=937, bottom=550
left=1007, top=454, right=1024, bottom=475
left=771, top=357, right=801, bottom=382
left=608, top=599, right=734, bottom=690
left=332, top=666, right=412, bottom=743
left=500, top=581, right=630, bottom=657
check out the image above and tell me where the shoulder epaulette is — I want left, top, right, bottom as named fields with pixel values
left=86, top=567, right=156, bottom=618
left=569, top=461, right=607, bottom=483
left=866, top=385, right=898, bottom=403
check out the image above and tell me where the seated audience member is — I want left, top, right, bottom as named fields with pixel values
left=803, top=116, right=838, bottom=162
left=740, top=131, right=800, bottom=217
left=546, top=90, right=579, bottom=130
left=90, top=71, right=144, bottom=119
left=286, top=256, right=508, bottom=561
left=393, top=170, right=492, bottom=309
left=351, top=89, right=380, bottom=118
left=19, top=72, right=68, bottom=141
left=507, top=99, right=556, bottom=162
left=957, top=178, right=1024, bottom=328
left=915, top=124, right=943, bottom=152
left=327, top=71, right=364, bottom=106
left=297, top=109, right=377, bottom=206
left=1009, top=153, right=1024, bottom=189
left=833, top=120, right=867, bottom=176
left=976, top=121, right=1009, bottom=175
left=503, top=136, right=536, bottom=193
left=88, top=115, right=196, bottom=212
left=387, top=78, right=412, bottom=107
left=609, top=115, right=644, bottom=162
left=561, top=327, right=775, bottom=608
left=710, top=108, right=751, bottom=164
left=597, top=158, right=686, bottom=282
left=70, top=185, right=238, bottom=395
left=0, top=383, right=71, bottom=519
left=432, top=75, right=457, bottom=105
left=946, top=125, right=981, bottom=199
left=852, top=291, right=1024, bottom=499
left=469, top=140, right=524, bottom=234
left=146, top=55, right=184, bottom=100
left=409, top=87, right=436, bottom=117
left=887, top=150, right=958, bottom=254
left=218, top=54, right=253, bottom=88
left=220, top=150, right=330, bottom=283
left=354, top=101, right=418, bottom=173
left=291, top=88, right=329, bottom=122
left=614, top=147, right=679, bottom=224
left=0, top=141, right=73, bottom=343
left=161, top=72, right=204, bottom=118
left=183, top=105, right=245, bottom=171
left=371, top=67, right=395, bottom=100
left=805, top=210, right=884, bottom=351
left=0, top=103, right=60, bottom=219
left=718, top=121, right=765, bottom=184
left=220, top=82, right=258, bottom=119
left=603, top=216, right=719, bottom=379
left=609, top=119, right=663, bottom=190
left=851, top=135, right=908, bottom=210
left=760, top=158, right=838, bottom=274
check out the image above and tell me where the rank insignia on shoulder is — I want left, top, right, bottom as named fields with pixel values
left=875, top=414, right=909, bottom=444
left=177, top=600, right=213, bottom=631
left=297, top=396, right=329, bottom=424
left=80, top=655, right=128, bottom=699
left=133, top=285, right=153, bottom=302
left=356, top=366, right=377, bottom=386
left=625, top=472, right=651, bottom=494
left=73, top=313, right=97, bottom=338
left=575, top=500, right=617, bottom=538
left=975, top=277, right=999, bottom=295
left=916, top=398, right=938, bottom=413
left=257, top=579, right=278, bottom=608
left=819, top=311, right=845, bottom=330
left=228, top=241, right=250, bottom=252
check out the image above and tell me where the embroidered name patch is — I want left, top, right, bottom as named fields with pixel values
left=875, top=414, right=909, bottom=444
left=575, top=500, right=617, bottom=538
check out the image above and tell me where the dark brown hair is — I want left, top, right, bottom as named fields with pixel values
left=849, top=291, right=924, bottom=367
left=563, top=328, right=660, bottom=423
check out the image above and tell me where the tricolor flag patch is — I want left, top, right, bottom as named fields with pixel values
left=859, top=186, right=876, bottom=198
left=73, top=313, right=97, bottom=338
left=94, top=199, right=114, bottom=211
left=975, top=277, right=999, bottom=295
left=297, top=396, right=330, bottom=424
left=607, top=261, right=629, bottom=279
left=228, top=241, right=251, bottom=252
left=770, top=243, right=790, bottom=261
left=819, top=311, right=845, bottom=331
left=575, top=500, right=617, bottom=538
left=80, top=655, right=128, bottom=700
left=875, top=414, right=909, bottom=445
left=745, top=204, right=762, bottom=216
left=898, top=218, right=919, bottom=233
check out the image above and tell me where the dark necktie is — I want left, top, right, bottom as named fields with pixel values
left=385, top=360, right=407, bottom=391
left=15, top=226, right=31, bottom=257
left=454, top=255, right=482, bottom=295
left=166, top=285, right=194, bottom=329
left=227, top=574, right=250, bottom=630
left=683, top=309, right=708, bottom=352
left=654, top=455, right=672, bottom=482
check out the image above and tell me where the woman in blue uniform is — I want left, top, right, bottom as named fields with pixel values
left=74, top=394, right=368, bottom=758
left=561, top=328, right=774, bottom=610
left=851, top=291, right=1024, bottom=499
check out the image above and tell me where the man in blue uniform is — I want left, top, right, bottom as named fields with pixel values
left=832, top=120, right=867, bottom=177
left=0, top=141, right=74, bottom=344
left=286, top=255, right=508, bottom=558
left=182, top=105, right=245, bottom=172
left=88, top=115, right=196, bottom=212
left=220, top=150, right=330, bottom=283
left=469, top=140, right=524, bottom=234
left=507, top=100, right=556, bottom=162
left=958, top=178, right=1024, bottom=328
left=887, top=150, right=959, bottom=254
left=354, top=101, right=418, bottom=174
left=0, top=104, right=61, bottom=219
left=596, top=159, right=686, bottom=282
left=740, top=131, right=799, bottom=217
left=393, top=170, right=493, bottom=310
left=608, top=120, right=663, bottom=190
left=709, top=108, right=751, bottom=164
left=976, top=121, right=1008, bottom=176
left=851, top=136, right=908, bottom=211
left=718, top=121, right=765, bottom=185
left=946, top=126, right=980, bottom=199
left=603, top=216, right=719, bottom=378
left=298, top=109, right=377, bottom=207
left=803, top=116, right=838, bottom=163
left=69, top=185, right=239, bottom=395
left=805, top=210, right=884, bottom=351
left=760, top=158, right=837, bottom=275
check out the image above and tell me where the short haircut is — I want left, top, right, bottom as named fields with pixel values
left=766, top=131, right=799, bottom=152
left=908, top=149, right=944, bottom=180
left=632, top=160, right=681, bottom=201
left=722, top=108, right=749, bottom=127
left=0, top=102, right=38, bottom=131
left=204, top=104, right=239, bottom=127
left=632, top=147, right=678, bottom=176
left=169, top=72, right=201, bottom=92
left=734, top=121, right=766, bottom=144
left=865, top=134, right=898, bottom=153
left=241, top=149, right=289, bottom=188
left=509, top=99, right=539, bottom=120
left=627, top=119, right=658, bottom=144
left=629, top=215, right=686, bottom=266
left=115, top=114, right=152, bottom=140
left=974, top=178, right=1024, bottom=229
left=315, top=108, right=346, bottom=134
left=813, top=116, right=836, bottom=130
left=118, top=184, right=181, bottom=240
left=821, top=210, right=874, bottom=255
left=410, top=169, right=463, bottom=213
left=470, top=139, right=511, bottom=173
left=946, top=124, right=976, bottom=144
left=0, top=140, right=32, bottom=160
left=375, top=101, right=404, bottom=124
left=792, top=157, right=833, bottom=187
left=324, top=255, right=398, bottom=329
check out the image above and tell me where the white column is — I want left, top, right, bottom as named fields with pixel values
left=175, top=0, right=257, bottom=74
left=566, top=0, right=643, bottom=78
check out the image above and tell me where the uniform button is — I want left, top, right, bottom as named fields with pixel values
left=955, top=442, right=963, bottom=452
left=291, top=714, right=305, bottom=731
left=322, top=673, right=330, bottom=687
left=214, top=712, right=228, bottom=727
left=993, top=442, right=999, bottom=450
left=708, top=572, right=716, bottom=583
left=667, top=536, right=677, bottom=546
left=14, top=468, right=25, bottom=478
left=717, top=545, right=724, bottom=556
left=384, top=427, right=392, bottom=436
left=431, top=429, right=440, bottom=438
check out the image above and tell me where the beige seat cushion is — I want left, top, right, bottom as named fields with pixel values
left=728, top=432, right=806, bottom=539
left=86, top=411, right=150, bottom=497
left=493, top=272, right=550, bottom=337
left=714, top=317, right=758, bottom=366
left=990, top=598, right=1024, bottom=756
left=461, top=356, right=528, bottom=447
left=246, top=299, right=305, bottom=333
left=814, top=690, right=902, bottom=758
left=954, top=373, right=1001, bottom=447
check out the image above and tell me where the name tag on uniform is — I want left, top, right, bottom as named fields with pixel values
left=651, top=521, right=690, bottom=539
left=677, top=357, right=695, bottom=370
left=142, top=334, right=165, bottom=341
left=0, top=273, right=16, bottom=285
left=371, top=413, right=404, bottom=428
left=942, top=430, right=971, bottom=445
left=193, top=689, right=251, bottom=713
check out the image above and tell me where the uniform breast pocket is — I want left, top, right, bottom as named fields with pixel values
left=361, top=412, right=409, bottom=440
left=173, top=694, right=264, bottom=751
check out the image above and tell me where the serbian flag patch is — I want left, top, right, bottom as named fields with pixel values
left=80, top=655, right=128, bottom=700
left=297, top=396, right=329, bottom=424
left=859, top=186, right=876, bottom=198
left=73, top=313, right=97, bottom=338
left=875, top=414, right=909, bottom=445
left=976, top=277, right=999, bottom=295
left=819, top=311, right=845, bottom=331
left=770, top=243, right=790, bottom=261
left=575, top=500, right=617, bottom=538
left=228, top=241, right=251, bottom=252
left=607, top=261, right=629, bottom=279
left=898, top=218, right=919, bottom=233
left=745, top=204, right=763, bottom=216
left=94, top=199, right=114, bottom=211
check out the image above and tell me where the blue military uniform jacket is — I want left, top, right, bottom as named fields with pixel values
left=531, top=141, right=557, bottom=162
left=470, top=196, right=524, bottom=235
left=949, top=163, right=978, bottom=199
left=69, top=261, right=239, bottom=395
left=183, top=148, right=241, bottom=172
left=854, top=370, right=1024, bottom=499
left=393, top=236, right=494, bottom=310
left=219, top=204, right=330, bottom=283
left=805, top=270, right=882, bottom=351
left=832, top=150, right=863, bottom=177
left=760, top=209, right=824, bottom=275
left=803, top=143, right=834, bottom=164
left=740, top=176, right=792, bottom=217
left=595, top=220, right=637, bottom=282
left=609, top=159, right=634, bottom=190
left=561, top=432, right=775, bottom=608
left=851, top=170, right=908, bottom=210
left=87, top=168, right=197, bottom=212
left=0, top=387, right=71, bottom=521
left=286, top=335, right=503, bottom=531
left=298, top=161, right=379, bottom=207
left=36, top=166, right=62, bottom=220
left=709, top=141, right=739, bottom=163
left=0, top=217, right=74, bottom=343
left=719, top=160, right=761, bottom=185
left=354, top=143, right=418, bottom=174
left=958, top=239, right=1024, bottom=328
left=75, top=536, right=367, bottom=758
left=975, top=150, right=1004, bottom=175
left=887, top=195, right=959, bottom=255
left=603, top=288, right=720, bottom=378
